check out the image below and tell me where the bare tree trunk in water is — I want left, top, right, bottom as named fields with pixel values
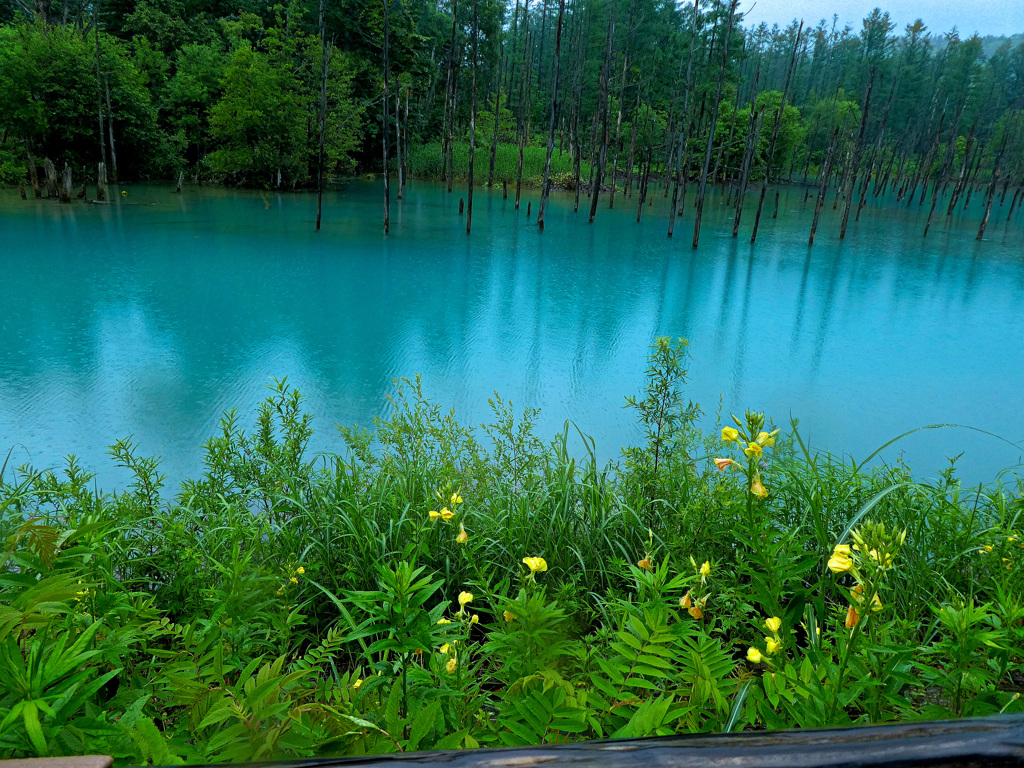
left=667, top=0, right=699, bottom=238
left=316, top=0, right=330, bottom=232
left=467, top=0, right=478, bottom=234
left=809, top=127, right=839, bottom=245
left=588, top=13, right=615, bottom=222
left=382, top=0, right=391, bottom=234
left=488, top=46, right=503, bottom=187
left=396, top=91, right=403, bottom=199
left=751, top=20, right=802, bottom=243
left=692, top=0, right=738, bottom=248
left=94, top=3, right=107, bottom=173
left=104, top=74, right=117, bottom=182
left=537, top=0, right=565, bottom=230
left=839, top=66, right=874, bottom=239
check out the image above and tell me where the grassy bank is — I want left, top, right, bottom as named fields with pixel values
left=1, top=339, right=1022, bottom=763
left=407, top=141, right=590, bottom=188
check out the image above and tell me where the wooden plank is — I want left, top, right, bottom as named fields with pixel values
left=216, top=715, right=1024, bottom=768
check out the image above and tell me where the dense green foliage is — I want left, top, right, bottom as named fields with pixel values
left=1, top=0, right=1021, bottom=194
left=2, top=340, right=1022, bottom=762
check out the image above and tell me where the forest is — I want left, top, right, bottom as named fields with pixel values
left=1, top=0, right=1023, bottom=238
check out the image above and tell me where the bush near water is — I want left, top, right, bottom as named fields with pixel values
left=1, top=338, right=1022, bottom=763
left=407, top=141, right=589, bottom=189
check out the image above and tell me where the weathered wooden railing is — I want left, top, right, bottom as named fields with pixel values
left=4, top=715, right=1024, bottom=768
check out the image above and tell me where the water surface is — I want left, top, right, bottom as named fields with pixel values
left=1, top=180, right=1021, bottom=489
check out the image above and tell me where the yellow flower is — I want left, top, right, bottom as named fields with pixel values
left=437, top=618, right=452, bottom=625
left=276, top=587, right=284, bottom=596
left=982, top=545, right=994, bottom=553
left=503, top=610, right=516, bottom=622
left=470, top=614, right=479, bottom=624
left=828, top=544, right=854, bottom=574
left=714, top=457, right=734, bottom=471
left=353, top=678, right=363, bottom=689
left=446, top=657, right=458, bottom=675
left=637, top=557, right=653, bottom=571
left=289, top=576, right=299, bottom=584
left=765, top=636, right=781, bottom=655
left=700, top=560, right=711, bottom=577
left=458, top=591, right=474, bottom=607
left=522, top=557, right=548, bottom=573
left=744, top=442, right=763, bottom=458
left=722, top=427, right=740, bottom=442
left=764, top=616, right=782, bottom=634
left=451, top=492, right=463, bottom=505
left=441, top=508, right=454, bottom=520
left=680, top=593, right=692, bottom=610
left=688, top=604, right=704, bottom=620
left=757, top=430, right=777, bottom=447
left=751, top=479, right=768, bottom=499
left=456, top=523, right=468, bottom=544
left=746, top=647, right=763, bottom=664
left=440, top=643, right=452, bottom=655
left=295, top=566, right=305, bottom=575
left=428, top=509, right=441, bottom=520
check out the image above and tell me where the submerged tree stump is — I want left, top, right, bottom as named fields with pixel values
left=44, top=158, right=58, bottom=199
left=97, top=163, right=108, bottom=202
left=193, top=715, right=1024, bottom=768
left=59, top=163, right=72, bottom=203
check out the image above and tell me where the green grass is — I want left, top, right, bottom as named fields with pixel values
left=407, top=140, right=589, bottom=188
left=1, top=343, right=1022, bottom=762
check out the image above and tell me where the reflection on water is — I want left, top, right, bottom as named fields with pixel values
left=0, top=180, right=1022, bottom=489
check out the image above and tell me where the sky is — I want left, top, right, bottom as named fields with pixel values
left=738, top=0, right=1024, bottom=38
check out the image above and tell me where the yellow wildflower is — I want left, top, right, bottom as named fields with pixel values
left=456, top=523, right=468, bottom=544
left=295, top=566, right=305, bottom=575
left=700, top=560, right=711, bottom=577
left=353, top=678, right=363, bottom=689
left=428, top=510, right=441, bottom=520
left=746, top=647, right=763, bottom=664
left=289, top=576, right=299, bottom=584
left=441, top=508, right=454, bottom=520
left=751, top=479, right=768, bottom=499
left=714, top=457, right=734, bottom=471
left=765, top=636, right=781, bottom=655
left=437, top=618, right=452, bottom=625
left=446, top=657, right=457, bottom=675
left=680, top=593, right=692, bottom=610
left=637, top=557, right=653, bottom=571
left=757, top=430, right=777, bottom=447
left=503, top=611, right=516, bottom=622
left=470, top=614, right=479, bottom=624
left=722, top=427, right=740, bottom=442
left=451, top=492, right=463, bottom=505
left=828, top=544, right=854, bottom=574
left=688, top=604, right=704, bottom=620
left=440, top=643, right=452, bottom=655
left=744, top=442, right=763, bottom=459
left=764, top=616, right=782, bottom=634
left=522, top=557, right=548, bottom=573
left=276, top=587, right=284, bottom=596
left=458, top=591, right=474, bottom=607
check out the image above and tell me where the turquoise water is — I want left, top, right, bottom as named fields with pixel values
left=1, top=180, right=1022, bottom=490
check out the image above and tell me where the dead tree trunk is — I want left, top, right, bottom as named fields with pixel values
left=97, top=162, right=108, bottom=201
left=316, top=0, right=330, bottom=232
left=839, top=66, right=875, bottom=239
left=515, top=5, right=532, bottom=210
left=667, top=0, right=700, bottom=237
left=382, top=0, right=391, bottom=235
left=104, top=74, right=117, bottom=182
left=44, top=158, right=58, bottom=198
left=537, top=0, right=565, bottom=231
left=750, top=20, right=802, bottom=243
left=466, top=0, right=478, bottom=235
left=59, top=163, right=72, bottom=203
left=27, top=150, right=41, bottom=198
left=809, top=127, right=839, bottom=245
left=588, top=13, right=615, bottom=222
left=487, top=46, right=504, bottom=188
left=692, top=0, right=738, bottom=248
